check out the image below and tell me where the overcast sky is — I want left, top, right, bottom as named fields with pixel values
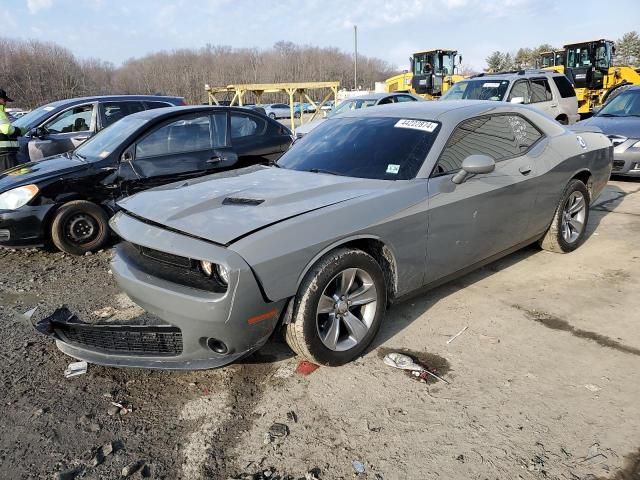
left=3, top=0, right=639, bottom=72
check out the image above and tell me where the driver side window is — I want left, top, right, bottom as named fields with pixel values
left=434, top=114, right=542, bottom=175
left=508, top=81, right=531, bottom=104
left=44, top=105, right=95, bottom=134
left=136, top=115, right=212, bottom=159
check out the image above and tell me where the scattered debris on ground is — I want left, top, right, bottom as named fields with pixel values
left=63, top=360, right=87, bottom=378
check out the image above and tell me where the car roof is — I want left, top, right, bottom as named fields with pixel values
left=341, top=92, right=409, bottom=101
left=125, top=105, right=269, bottom=121
left=335, top=100, right=531, bottom=123
left=40, top=95, right=184, bottom=109
left=468, top=70, right=563, bottom=81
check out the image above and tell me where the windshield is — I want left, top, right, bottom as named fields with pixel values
left=598, top=90, right=640, bottom=117
left=278, top=117, right=440, bottom=180
left=75, top=117, right=148, bottom=161
left=329, top=99, right=378, bottom=117
left=12, top=103, right=58, bottom=130
left=442, top=79, right=510, bottom=101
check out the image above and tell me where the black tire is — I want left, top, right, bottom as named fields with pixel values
left=294, top=112, right=301, bottom=119
left=51, top=200, right=110, bottom=255
left=539, top=179, right=590, bottom=253
left=285, top=248, right=387, bottom=366
left=268, top=113, right=276, bottom=119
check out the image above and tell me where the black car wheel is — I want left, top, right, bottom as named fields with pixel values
left=51, top=200, right=110, bottom=255
left=285, top=248, right=387, bottom=366
left=539, top=179, right=590, bottom=253
left=294, top=112, right=301, bottom=119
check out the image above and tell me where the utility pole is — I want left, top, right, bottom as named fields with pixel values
left=354, top=25, right=358, bottom=90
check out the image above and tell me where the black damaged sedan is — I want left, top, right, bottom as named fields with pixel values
left=0, top=106, right=293, bottom=255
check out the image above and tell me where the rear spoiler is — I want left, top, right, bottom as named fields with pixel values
left=568, top=124, right=603, bottom=134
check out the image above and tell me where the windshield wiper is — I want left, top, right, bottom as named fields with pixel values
left=598, top=113, right=622, bottom=117
left=308, top=168, right=340, bottom=176
left=73, top=152, right=87, bottom=162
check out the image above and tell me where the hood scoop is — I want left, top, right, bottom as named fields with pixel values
left=222, top=197, right=265, bottom=206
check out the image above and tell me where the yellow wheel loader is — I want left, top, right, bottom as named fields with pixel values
left=563, top=39, right=640, bottom=115
left=385, top=49, right=463, bottom=100
left=538, top=50, right=565, bottom=72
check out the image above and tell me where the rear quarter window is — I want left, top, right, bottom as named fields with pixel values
left=553, top=76, right=576, bottom=98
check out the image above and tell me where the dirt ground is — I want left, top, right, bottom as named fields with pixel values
left=1, top=179, right=639, bottom=480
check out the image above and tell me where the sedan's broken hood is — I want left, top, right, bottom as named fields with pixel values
left=117, top=166, right=385, bottom=245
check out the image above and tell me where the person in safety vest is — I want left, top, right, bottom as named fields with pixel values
left=0, top=89, right=22, bottom=172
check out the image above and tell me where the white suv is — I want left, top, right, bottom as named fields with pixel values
left=441, top=71, right=579, bottom=124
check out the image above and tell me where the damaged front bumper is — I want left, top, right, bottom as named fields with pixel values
left=36, top=212, right=288, bottom=369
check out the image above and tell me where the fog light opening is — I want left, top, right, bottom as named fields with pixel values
left=207, top=338, right=228, bottom=354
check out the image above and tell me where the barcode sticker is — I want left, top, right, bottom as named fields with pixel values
left=394, top=119, right=438, bottom=132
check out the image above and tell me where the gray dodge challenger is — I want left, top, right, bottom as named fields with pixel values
left=38, top=101, right=612, bottom=369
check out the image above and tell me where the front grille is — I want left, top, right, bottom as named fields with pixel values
left=0, top=229, right=9, bottom=241
left=119, top=242, right=227, bottom=293
left=54, top=322, right=183, bottom=356
left=612, top=160, right=625, bottom=171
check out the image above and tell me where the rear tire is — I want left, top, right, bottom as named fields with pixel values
left=268, top=113, right=276, bottom=119
left=285, top=248, right=387, bottom=366
left=51, top=200, right=110, bottom=255
left=539, top=179, right=590, bottom=253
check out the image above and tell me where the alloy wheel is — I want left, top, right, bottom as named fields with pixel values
left=561, top=191, right=586, bottom=243
left=316, top=268, right=378, bottom=352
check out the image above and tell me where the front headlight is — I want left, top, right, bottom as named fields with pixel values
left=199, top=260, right=229, bottom=286
left=0, top=184, right=39, bottom=210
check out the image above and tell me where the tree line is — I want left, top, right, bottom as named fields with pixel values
left=484, top=30, right=640, bottom=72
left=0, top=38, right=395, bottom=109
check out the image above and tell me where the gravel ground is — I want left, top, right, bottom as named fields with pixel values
left=1, top=179, right=639, bottom=480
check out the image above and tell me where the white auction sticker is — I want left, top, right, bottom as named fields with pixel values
left=394, top=119, right=438, bottom=133
left=386, top=164, right=400, bottom=174
left=482, top=82, right=501, bottom=88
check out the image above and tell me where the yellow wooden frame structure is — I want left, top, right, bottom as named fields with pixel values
left=205, top=81, right=340, bottom=130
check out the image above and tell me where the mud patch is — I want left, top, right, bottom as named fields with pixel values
left=199, top=357, right=276, bottom=479
left=515, top=306, right=640, bottom=357
left=377, top=347, right=450, bottom=384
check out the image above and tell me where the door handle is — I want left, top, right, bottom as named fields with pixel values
left=207, top=156, right=223, bottom=164
left=550, top=104, right=558, bottom=107
left=519, top=165, right=532, bottom=175
left=74, top=136, right=89, bottom=141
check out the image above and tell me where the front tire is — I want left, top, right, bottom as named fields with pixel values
left=268, top=113, right=276, bottom=119
left=285, top=248, right=387, bottom=366
left=539, top=179, right=590, bottom=253
left=50, top=200, right=110, bottom=255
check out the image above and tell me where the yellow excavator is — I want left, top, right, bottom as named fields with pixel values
left=538, top=50, right=565, bottom=71
left=385, top=49, right=463, bottom=99
left=561, top=39, right=640, bottom=114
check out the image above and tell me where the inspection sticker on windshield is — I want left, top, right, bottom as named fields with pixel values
left=386, top=164, right=400, bottom=174
left=394, top=119, right=437, bottom=132
left=483, top=82, right=501, bottom=88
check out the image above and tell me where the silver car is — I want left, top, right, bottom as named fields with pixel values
left=577, top=85, right=640, bottom=177
left=38, top=101, right=611, bottom=369
left=442, top=71, right=580, bottom=125
left=262, top=103, right=300, bottom=120
left=295, top=92, right=422, bottom=137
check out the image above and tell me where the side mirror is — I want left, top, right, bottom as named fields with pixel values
left=121, top=150, right=133, bottom=163
left=452, top=155, right=495, bottom=184
left=31, top=126, right=47, bottom=139
left=510, top=96, right=524, bottom=104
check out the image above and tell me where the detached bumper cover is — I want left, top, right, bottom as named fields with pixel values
left=0, top=204, right=56, bottom=247
left=36, top=211, right=288, bottom=369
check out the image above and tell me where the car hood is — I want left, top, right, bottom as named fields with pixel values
left=0, top=154, right=86, bottom=192
left=295, top=118, right=326, bottom=135
left=579, top=116, right=640, bottom=138
left=117, top=166, right=386, bottom=245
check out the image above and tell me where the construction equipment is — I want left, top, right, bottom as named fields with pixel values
left=538, top=50, right=565, bottom=71
left=562, top=39, right=640, bottom=115
left=384, top=49, right=463, bottom=99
